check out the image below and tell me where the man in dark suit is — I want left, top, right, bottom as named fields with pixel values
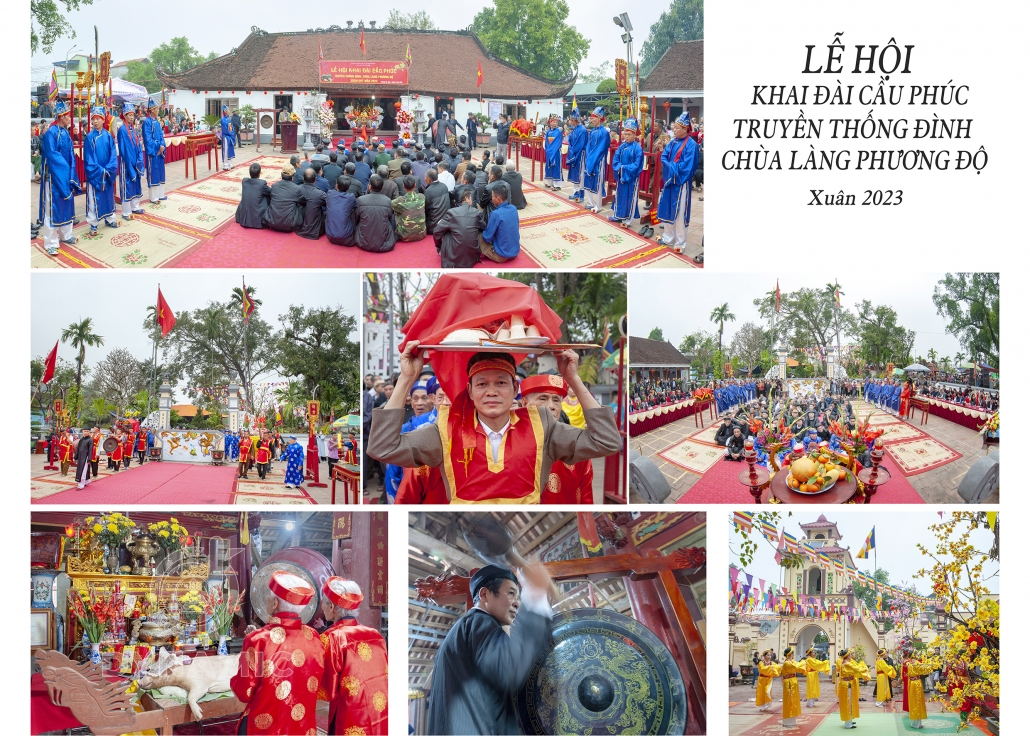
left=354, top=175, right=397, bottom=252
left=466, top=112, right=479, bottom=149
left=235, top=162, right=271, bottom=228
left=423, top=168, right=451, bottom=235
left=322, top=152, right=343, bottom=184
left=297, top=168, right=327, bottom=239
left=501, top=160, right=527, bottom=209
left=75, top=429, right=94, bottom=489
left=434, top=188, right=487, bottom=268
left=265, top=164, right=304, bottom=232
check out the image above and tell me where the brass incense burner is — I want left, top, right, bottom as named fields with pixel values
left=126, top=533, right=161, bottom=576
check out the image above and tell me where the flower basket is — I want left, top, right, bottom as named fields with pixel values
left=87, top=513, right=137, bottom=549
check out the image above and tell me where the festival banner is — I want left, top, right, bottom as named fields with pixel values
left=319, top=61, right=409, bottom=86
left=614, top=58, right=630, bottom=95
left=331, top=512, right=352, bottom=540
left=369, top=512, right=388, bottom=607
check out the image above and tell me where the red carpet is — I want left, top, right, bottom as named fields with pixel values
left=737, top=711, right=828, bottom=735
left=679, top=454, right=924, bottom=504
left=32, top=463, right=237, bottom=505
left=170, top=222, right=540, bottom=269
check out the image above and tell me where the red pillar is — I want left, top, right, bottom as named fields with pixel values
left=337, top=512, right=381, bottom=630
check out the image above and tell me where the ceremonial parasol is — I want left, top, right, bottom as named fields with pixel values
left=902, top=364, right=930, bottom=372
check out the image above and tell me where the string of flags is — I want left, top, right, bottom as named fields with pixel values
left=731, top=512, right=937, bottom=607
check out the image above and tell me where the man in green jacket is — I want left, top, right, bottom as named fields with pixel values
left=392, top=175, right=427, bottom=241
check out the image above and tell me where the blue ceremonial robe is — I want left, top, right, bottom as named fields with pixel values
left=220, top=116, right=236, bottom=160
left=543, top=127, right=563, bottom=181
left=565, top=125, right=587, bottom=184
left=657, top=135, right=699, bottom=225
left=38, top=124, right=80, bottom=227
left=284, top=442, right=305, bottom=485
left=225, top=435, right=238, bottom=460
left=84, top=129, right=119, bottom=221
left=583, top=126, right=611, bottom=194
left=117, top=123, right=145, bottom=201
left=611, top=140, right=643, bottom=219
left=385, top=409, right=438, bottom=501
left=141, top=116, right=166, bottom=186
left=891, top=386, right=902, bottom=411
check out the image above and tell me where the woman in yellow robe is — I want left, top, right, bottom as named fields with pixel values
left=836, top=649, right=870, bottom=728
left=755, top=649, right=781, bottom=712
left=906, top=658, right=937, bottom=728
left=875, top=648, right=897, bottom=706
left=780, top=647, right=807, bottom=727
left=803, top=647, right=831, bottom=707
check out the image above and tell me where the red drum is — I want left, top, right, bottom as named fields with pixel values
left=250, top=547, right=335, bottom=624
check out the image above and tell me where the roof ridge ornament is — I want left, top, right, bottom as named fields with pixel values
left=251, top=26, right=267, bottom=37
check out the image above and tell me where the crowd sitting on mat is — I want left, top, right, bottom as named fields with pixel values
left=234, top=137, right=529, bottom=266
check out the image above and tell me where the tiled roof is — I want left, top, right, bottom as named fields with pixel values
left=629, top=336, right=690, bottom=366
left=640, top=40, right=704, bottom=92
left=159, top=27, right=575, bottom=99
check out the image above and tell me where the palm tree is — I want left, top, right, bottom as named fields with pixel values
left=824, top=281, right=844, bottom=362
left=710, top=303, right=736, bottom=353
left=926, top=348, right=937, bottom=367
left=230, top=285, right=263, bottom=312
left=88, top=397, right=114, bottom=426
left=61, top=318, right=104, bottom=419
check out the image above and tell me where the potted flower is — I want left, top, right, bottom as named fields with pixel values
left=148, top=517, right=190, bottom=553
left=199, top=586, right=245, bottom=655
left=69, top=584, right=121, bottom=664
left=239, top=104, right=256, bottom=142
left=89, top=513, right=136, bottom=573
left=179, top=590, right=205, bottom=625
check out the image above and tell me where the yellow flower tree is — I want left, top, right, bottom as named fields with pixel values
left=915, top=512, right=999, bottom=729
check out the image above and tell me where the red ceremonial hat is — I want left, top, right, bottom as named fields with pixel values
left=322, top=576, right=364, bottom=610
left=268, top=570, right=314, bottom=606
left=519, top=374, right=568, bottom=398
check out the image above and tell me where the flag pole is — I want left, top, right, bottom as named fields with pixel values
left=149, top=284, right=159, bottom=415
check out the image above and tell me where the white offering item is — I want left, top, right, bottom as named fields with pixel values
left=495, top=328, right=512, bottom=341
left=509, top=315, right=528, bottom=340
left=139, top=654, right=240, bottom=719
left=441, top=328, right=492, bottom=344
left=526, top=325, right=541, bottom=338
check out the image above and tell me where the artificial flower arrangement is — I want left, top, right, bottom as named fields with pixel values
left=827, top=407, right=885, bottom=467
left=179, top=590, right=205, bottom=621
left=316, top=99, right=336, bottom=131
left=147, top=517, right=190, bottom=551
left=395, top=109, right=414, bottom=125
left=199, top=586, right=245, bottom=637
left=738, top=401, right=796, bottom=472
left=289, top=112, right=301, bottom=123
left=69, top=583, right=122, bottom=645
left=88, top=512, right=137, bottom=548
left=691, top=387, right=713, bottom=401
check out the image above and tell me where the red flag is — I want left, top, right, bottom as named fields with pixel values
left=359, top=27, right=366, bottom=56
left=476, top=60, right=483, bottom=88
left=775, top=279, right=781, bottom=314
left=41, top=341, right=59, bottom=384
left=156, top=287, right=177, bottom=337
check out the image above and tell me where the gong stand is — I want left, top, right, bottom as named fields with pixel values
left=415, top=549, right=707, bottom=725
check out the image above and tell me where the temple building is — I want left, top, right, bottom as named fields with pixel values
left=639, top=40, right=704, bottom=123
left=159, top=26, right=575, bottom=142
left=630, top=335, right=693, bottom=384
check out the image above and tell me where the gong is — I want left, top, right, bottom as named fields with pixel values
left=102, top=436, right=118, bottom=453
left=515, top=608, right=687, bottom=735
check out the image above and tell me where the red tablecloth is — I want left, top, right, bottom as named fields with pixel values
left=629, top=400, right=708, bottom=436
left=32, top=671, right=87, bottom=732
left=921, top=400, right=992, bottom=431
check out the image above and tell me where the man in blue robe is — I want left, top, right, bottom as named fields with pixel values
left=220, top=105, right=236, bottom=171
left=283, top=435, right=305, bottom=488
left=657, top=113, right=700, bottom=254
left=542, top=115, right=564, bottom=191
left=141, top=99, right=167, bottom=203
left=582, top=107, right=611, bottom=214
left=564, top=110, right=587, bottom=201
left=83, top=106, right=120, bottom=238
left=117, top=103, right=145, bottom=219
left=38, top=99, right=81, bottom=255
left=609, top=117, right=643, bottom=227
left=383, top=379, right=436, bottom=503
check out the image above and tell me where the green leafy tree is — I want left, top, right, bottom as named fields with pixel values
left=275, top=305, right=361, bottom=412
left=88, top=397, right=115, bottom=426
left=384, top=9, right=437, bottom=30
left=932, top=273, right=999, bottom=369
left=854, top=301, right=915, bottom=371
left=755, top=287, right=853, bottom=374
left=710, top=303, right=735, bottom=353
left=127, top=37, right=218, bottom=93
left=647, top=327, right=665, bottom=341
left=125, top=60, right=160, bottom=93
left=31, top=0, right=93, bottom=54
left=579, top=61, right=612, bottom=84
left=61, top=317, right=104, bottom=420
left=679, top=330, right=715, bottom=378
left=729, top=322, right=766, bottom=377
left=85, top=348, right=148, bottom=415
left=472, top=0, right=588, bottom=81
left=640, top=0, right=704, bottom=74
left=500, top=273, right=626, bottom=347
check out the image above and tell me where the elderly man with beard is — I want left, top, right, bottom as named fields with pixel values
left=427, top=563, right=554, bottom=735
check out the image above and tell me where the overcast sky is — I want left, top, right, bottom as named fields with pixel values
left=29, top=1, right=670, bottom=85
left=32, top=272, right=360, bottom=401
left=727, top=511, right=1000, bottom=599
left=629, top=272, right=970, bottom=360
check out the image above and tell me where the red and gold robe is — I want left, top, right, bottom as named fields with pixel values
left=111, top=437, right=123, bottom=462
left=438, top=406, right=545, bottom=503
left=540, top=459, right=594, bottom=504
left=230, top=612, right=326, bottom=735
left=58, top=437, right=73, bottom=463
left=395, top=465, right=448, bottom=504
left=90, top=433, right=102, bottom=462
left=239, top=438, right=253, bottom=463
left=136, top=432, right=147, bottom=452
left=121, top=434, right=133, bottom=459
left=319, top=618, right=389, bottom=735
left=256, top=441, right=272, bottom=464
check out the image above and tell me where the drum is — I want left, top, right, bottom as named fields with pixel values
left=102, top=436, right=118, bottom=453
left=250, top=547, right=335, bottom=624
left=516, top=608, right=688, bottom=735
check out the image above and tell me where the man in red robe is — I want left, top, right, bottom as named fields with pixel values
left=318, top=577, right=389, bottom=735
left=238, top=434, right=253, bottom=479
left=136, top=429, right=148, bottom=464
left=230, top=571, right=326, bottom=735
left=110, top=431, right=123, bottom=471
left=121, top=432, right=133, bottom=469
left=521, top=374, right=595, bottom=504
left=57, top=430, right=73, bottom=476
left=255, top=434, right=272, bottom=480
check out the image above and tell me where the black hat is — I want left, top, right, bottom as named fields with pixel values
left=469, top=564, right=518, bottom=597
left=419, top=366, right=436, bottom=377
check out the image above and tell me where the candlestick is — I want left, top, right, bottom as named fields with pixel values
left=738, top=441, right=770, bottom=504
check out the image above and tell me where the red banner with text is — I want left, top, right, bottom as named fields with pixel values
left=319, top=61, right=409, bottom=86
